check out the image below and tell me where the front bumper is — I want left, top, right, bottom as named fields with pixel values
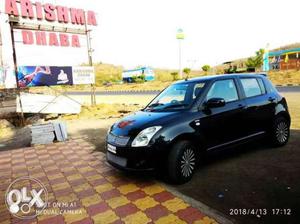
left=105, top=143, right=159, bottom=171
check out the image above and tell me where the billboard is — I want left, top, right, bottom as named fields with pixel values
left=17, top=66, right=73, bottom=87
left=0, top=67, right=17, bottom=89
left=17, top=66, right=95, bottom=87
left=72, top=66, right=95, bottom=85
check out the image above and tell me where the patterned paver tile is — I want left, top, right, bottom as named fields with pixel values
left=0, top=138, right=219, bottom=224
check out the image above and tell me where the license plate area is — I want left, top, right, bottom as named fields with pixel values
left=107, top=144, right=116, bottom=154
left=107, top=153, right=127, bottom=167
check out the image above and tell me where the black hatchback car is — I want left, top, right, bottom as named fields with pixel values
left=106, top=74, right=290, bottom=183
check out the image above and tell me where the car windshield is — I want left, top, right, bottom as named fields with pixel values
left=145, top=82, right=206, bottom=112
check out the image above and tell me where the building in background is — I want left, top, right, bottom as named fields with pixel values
left=269, top=47, right=300, bottom=70
left=122, top=67, right=155, bottom=82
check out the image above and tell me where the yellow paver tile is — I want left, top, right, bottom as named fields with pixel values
left=133, top=196, right=159, bottom=211
left=86, top=174, right=103, bottom=181
left=78, top=166, right=94, bottom=173
left=66, top=173, right=83, bottom=181
left=73, top=183, right=93, bottom=193
left=95, top=183, right=113, bottom=194
left=118, top=184, right=140, bottom=195
left=122, top=211, right=151, bottom=224
left=63, top=208, right=88, bottom=224
left=106, top=175, right=120, bottom=183
left=81, top=194, right=102, bottom=207
left=106, top=196, right=130, bottom=209
left=52, top=182, right=71, bottom=191
left=162, top=198, right=189, bottom=213
left=155, top=214, right=186, bottom=224
left=48, top=173, right=64, bottom=180
left=142, top=185, right=165, bottom=196
left=56, top=193, right=78, bottom=203
left=92, top=210, right=119, bottom=223
left=194, top=216, right=218, bottom=224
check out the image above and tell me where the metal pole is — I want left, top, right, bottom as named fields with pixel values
left=0, top=14, right=3, bottom=67
left=10, top=21, right=25, bottom=126
left=84, top=16, right=96, bottom=106
left=179, top=39, right=182, bottom=79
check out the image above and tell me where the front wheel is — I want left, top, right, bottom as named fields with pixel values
left=167, top=140, right=197, bottom=184
left=270, top=117, right=290, bottom=147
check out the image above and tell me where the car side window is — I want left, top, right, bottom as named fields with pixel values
left=193, top=83, right=205, bottom=99
left=257, top=78, right=266, bottom=94
left=241, top=78, right=263, bottom=98
left=206, top=79, right=239, bottom=103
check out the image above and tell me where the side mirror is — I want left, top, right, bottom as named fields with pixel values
left=205, top=98, right=226, bottom=108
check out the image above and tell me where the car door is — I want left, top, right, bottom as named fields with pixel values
left=198, top=78, right=247, bottom=149
left=239, top=77, right=274, bottom=135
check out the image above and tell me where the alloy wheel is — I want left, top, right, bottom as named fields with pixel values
left=180, top=148, right=195, bottom=177
left=276, top=121, right=289, bottom=144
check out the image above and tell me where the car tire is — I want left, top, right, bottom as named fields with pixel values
left=270, top=117, right=290, bottom=147
left=167, top=140, right=197, bottom=184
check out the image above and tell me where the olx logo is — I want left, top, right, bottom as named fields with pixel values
left=5, top=177, right=48, bottom=219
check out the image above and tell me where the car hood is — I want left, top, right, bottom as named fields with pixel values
left=110, top=110, right=181, bottom=136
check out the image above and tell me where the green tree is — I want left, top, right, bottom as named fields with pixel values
left=202, top=65, right=211, bottom=72
left=183, top=68, right=191, bottom=79
left=170, top=72, right=179, bottom=81
left=246, top=48, right=265, bottom=71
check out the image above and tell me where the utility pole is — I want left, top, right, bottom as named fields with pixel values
left=10, top=20, right=25, bottom=126
left=176, top=29, right=184, bottom=79
left=0, top=13, right=3, bottom=67
left=85, top=13, right=96, bottom=106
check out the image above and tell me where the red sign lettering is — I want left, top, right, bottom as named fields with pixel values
left=21, top=30, right=81, bottom=48
left=5, top=0, right=98, bottom=26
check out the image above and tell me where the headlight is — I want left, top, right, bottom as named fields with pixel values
left=132, top=126, right=162, bottom=147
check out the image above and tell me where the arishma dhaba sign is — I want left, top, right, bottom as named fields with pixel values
left=5, top=0, right=98, bottom=48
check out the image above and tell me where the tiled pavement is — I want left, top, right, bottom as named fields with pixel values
left=0, top=138, right=218, bottom=224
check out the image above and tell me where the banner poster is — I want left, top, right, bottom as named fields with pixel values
left=17, top=66, right=73, bottom=87
left=72, top=66, right=95, bottom=85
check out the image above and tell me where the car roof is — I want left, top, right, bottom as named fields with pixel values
left=174, top=73, right=267, bottom=84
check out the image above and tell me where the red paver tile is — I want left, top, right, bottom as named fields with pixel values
left=38, top=215, right=65, bottom=224
left=176, top=206, right=205, bottom=223
left=110, top=220, right=124, bottom=224
left=100, top=189, right=121, bottom=200
left=71, top=217, right=94, bottom=224
left=76, top=188, right=97, bottom=199
left=89, top=178, right=108, bottom=187
left=86, top=201, right=110, bottom=216
left=126, top=190, right=148, bottom=201
left=54, top=187, right=74, bottom=197
left=81, top=170, right=99, bottom=177
left=114, top=203, right=139, bottom=218
left=153, top=191, right=175, bottom=203
left=49, top=177, right=67, bottom=185
left=69, top=178, right=88, bottom=186
left=144, top=204, right=169, bottom=221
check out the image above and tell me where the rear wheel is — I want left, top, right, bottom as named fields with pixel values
left=270, top=117, right=290, bottom=147
left=167, top=140, right=197, bottom=184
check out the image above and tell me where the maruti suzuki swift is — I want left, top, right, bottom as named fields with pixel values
left=106, top=74, right=290, bottom=183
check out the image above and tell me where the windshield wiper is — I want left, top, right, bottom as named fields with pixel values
left=162, top=103, right=188, bottom=109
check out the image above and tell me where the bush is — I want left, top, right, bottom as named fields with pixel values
left=131, top=74, right=145, bottom=83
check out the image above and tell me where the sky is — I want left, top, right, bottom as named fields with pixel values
left=1, top=0, right=300, bottom=69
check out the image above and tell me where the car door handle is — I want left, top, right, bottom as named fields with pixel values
left=268, top=97, right=276, bottom=102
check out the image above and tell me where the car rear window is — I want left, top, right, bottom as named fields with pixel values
left=240, top=78, right=264, bottom=98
